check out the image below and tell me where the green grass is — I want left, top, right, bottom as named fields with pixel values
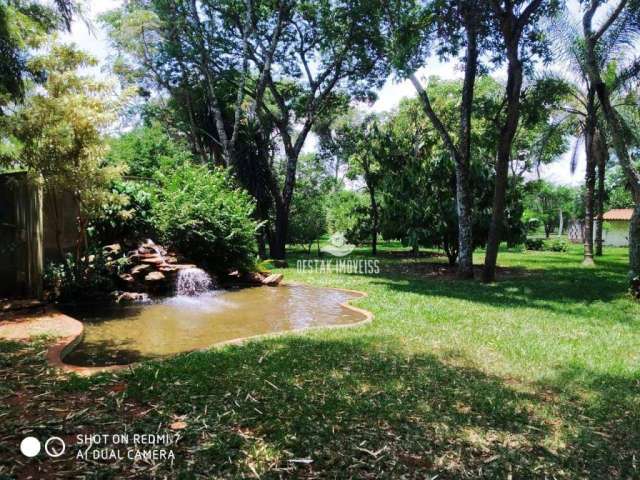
left=1, top=243, right=639, bottom=478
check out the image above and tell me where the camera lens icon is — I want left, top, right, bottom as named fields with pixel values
left=44, top=437, right=66, bottom=458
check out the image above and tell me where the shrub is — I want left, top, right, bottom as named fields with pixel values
left=152, top=165, right=258, bottom=275
left=44, top=252, right=116, bottom=302
left=524, top=238, right=568, bottom=252
left=90, top=179, right=156, bottom=245
left=545, top=239, right=568, bottom=252
left=525, top=238, right=544, bottom=251
left=326, top=190, right=371, bottom=245
left=107, top=124, right=192, bottom=179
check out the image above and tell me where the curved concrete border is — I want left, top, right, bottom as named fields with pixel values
left=29, top=284, right=373, bottom=376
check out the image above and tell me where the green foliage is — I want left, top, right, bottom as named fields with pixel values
left=376, top=78, right=528, bottom=261
left=287, top=155, right=330, bottom=249
left=106, top=124, right=193, bottom=179
left=523, top=180, right=575, bottom=237
left=525, top=238, right=567, bottom=252
left=326, top=190, right=372, bottom=245
left=525, top=238, right=540, bottom=252
left=152, top=164, right=258, bottom=274
left=44, top=252, right=116, bottom=303
left=1, top=42, right=125, bottom=254
left=90, top=179, right=156, bottom=245
left=605, top=166, right=635, bottom=210
left=90, top=124, right=195, bottom=246
left=546, top=239, right=568, bottom=252
left=0, top=0, right=75, bottom=112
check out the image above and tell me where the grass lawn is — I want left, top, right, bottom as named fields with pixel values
left=1, top=243, right=639, bottom=478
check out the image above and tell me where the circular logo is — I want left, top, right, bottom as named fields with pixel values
left=321, top=232, right=355, bottom=257
left=44, top=436, right=66, bottom=458
left=20, top=437, right=41, bottom=457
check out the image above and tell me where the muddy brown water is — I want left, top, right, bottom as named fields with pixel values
left=62, top=285, right=365, bottom=367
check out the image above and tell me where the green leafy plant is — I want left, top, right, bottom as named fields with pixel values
left=525, top=238, right=545, bottom=251
left=152, top=164, right=258, bottom=275
left=44, top=252, right=116, bottom=302
left=545, top=239, right=568, bottom=252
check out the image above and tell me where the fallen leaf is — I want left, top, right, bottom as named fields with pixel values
left=170, top=421, right=187, bottom=430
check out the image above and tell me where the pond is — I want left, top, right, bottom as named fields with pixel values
left=61, top=284, right=366, bottom=367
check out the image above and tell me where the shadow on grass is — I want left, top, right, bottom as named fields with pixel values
left=368, top=261, right=633, bottom=321
left=116, top=335, right=635, bottom=478
left=536, top=363, right=640, bottom=478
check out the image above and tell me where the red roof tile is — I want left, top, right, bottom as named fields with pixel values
left=603, top=208, right=634, bottom=221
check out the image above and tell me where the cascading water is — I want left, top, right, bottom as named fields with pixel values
left=175, top=268, right=213, bottom=296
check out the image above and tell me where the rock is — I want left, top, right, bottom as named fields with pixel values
left=172, top=264, right=196, bottom=270
left=130, top=264, right=151, bottom=276
left=145, top=271, right=166, bottom=282
left=158, top=264, right=179, bottom=273
left=164, top=255, right=178, bottom=264
left=115, top=292, right=149, bottom=304
left=262, top=273, right=283, bottom=286
left=119, top=273, right=135, bottom=284
left=140, top=255, right=165, bottom=265
left=240, top=272, right=265, bottom=285
left=140, top=239, right=166, bottom=256
left=103, top=243, right=121, bottom=255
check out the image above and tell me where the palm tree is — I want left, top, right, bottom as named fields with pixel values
left=544, top=10, right=636, bottom=264
left=582, top=0, right=640, bottom=283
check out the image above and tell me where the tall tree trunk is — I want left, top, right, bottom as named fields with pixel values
left=455, top=24, right=479, bottom=279
left=558, top=209, right=564, bottom=236
left=595, top=129, right=607, bottom=256
left=583, top=124, right=596, bottom=266
left=271, top=203, right=288, bottom=260
left=482, top=39, right=523, bottom=282
left=408, top=27, right=477, bottom=279
left=369, top=185, right=378, bottom=256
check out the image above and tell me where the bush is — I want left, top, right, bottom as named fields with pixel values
left=524, top=238, right=568, bottom=252
left=525, top=238, right=544, bottom=251
left=44, top=252, right=117, bottom=302
left=107, top=124, right=192, bottom=179
left=152, top=164, right=258, bottom=275
left=546, top=239, right=568, bottom=252
left=90, top=179, right=156, bottom=245
left=326, top=190, right=371, bottom=245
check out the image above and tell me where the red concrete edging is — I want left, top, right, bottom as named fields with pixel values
left=0, top=284, right=373, bottom=377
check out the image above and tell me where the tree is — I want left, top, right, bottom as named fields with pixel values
left=382, top=0, right=495, bottom=278
left=326, top=190, right=372, bottom=245
left=1, top=42, right=124, bottom=265
left=331, top=115, right=385, bottom=255
left=101, top=0, right=254, bottom=167
left=379, top=79, right=526, bottom=265
left=482, top=0, right=556, bottom=282
left=0, top=0, right=77, bottom=113
left=245, top=0, right=388, bottom=259
left=523, top=180, right=574, bottom=238
left=287, top=154, right=330, bottom=254
left=546, top=10, right=640, bottom=262
left=582, top=0, right=640, bottom=281
left=103, top=0, right=387, bottom=260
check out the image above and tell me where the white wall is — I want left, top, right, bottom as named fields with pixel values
left=603, top=221, right=629, bottom=247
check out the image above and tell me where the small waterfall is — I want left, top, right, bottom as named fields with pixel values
left=176, top=268, right=213, bottom=296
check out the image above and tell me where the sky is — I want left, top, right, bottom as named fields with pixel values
left=64, top=0, right=586, bottom=186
